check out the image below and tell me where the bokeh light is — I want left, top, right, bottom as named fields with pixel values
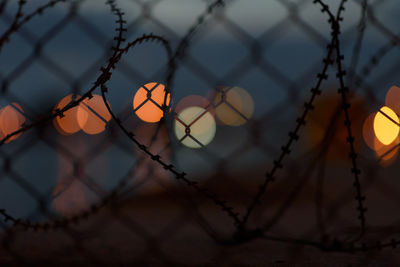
left=77, top=94, right=111, bottom=135
left=362, top=113, right=379, bottom=151
left=373, top=106, right=399, bottom=145
left=385, top=85, right=400, bottom=115
left=0, top=103, right=26, bottom=143
left=212, top=86, right=254, bottom=126
left=53, top=94, right=81, bottom=135
left=363, top=112, right=399, bottom=167
left=306, top=93, right=367, bottom=162
left=174, top=106, right=216, bottom=149
left=175, top=95, right=214, bottom=117
left=374, top=137, right=399, bottom=167
left=133, top=82, right=170, bottom=123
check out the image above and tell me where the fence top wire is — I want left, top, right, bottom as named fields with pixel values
left=0, top=0, right=400, bottom=264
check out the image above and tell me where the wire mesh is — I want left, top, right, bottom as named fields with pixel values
left=0, top=0, right=400, bottom=265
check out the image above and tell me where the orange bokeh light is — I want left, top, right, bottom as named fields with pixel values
left=374, top=137, right=399, bottom=167
left=77, top=94, right=111, bottom=135
left=212, top=86, right=254, bottom=126
left=306, top=93, right=367, bottom=162
left=0, top=103, right=25, bottom=143
left=53, top=94, right=81, bottom=135
left=385, top=85, right=400, bottom=115
left=362, top=113, right=379, bottom=151
left=133, top=82, right=170, bottom=123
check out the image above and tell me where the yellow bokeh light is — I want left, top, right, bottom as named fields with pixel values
left=213, top=86, right=254, bottom=126
left=133, top=82, right=170, bottom=123
left=54, top=94, right=81, bottom=135
left=77, top=94, right=111, bottom=135
left=373, top=106, right=399, bottom=145
left=0, top=103, right=25, bottom=143
left=363, top=112, right=398, bottom=167
left=174, top=106, right=216, bottom=149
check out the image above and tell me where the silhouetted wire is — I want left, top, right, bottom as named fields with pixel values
left=239, top=0, right=343, bottom=231
left=0, top=0, right=399, bottom=258
left=0, top=0, right=67, bottom=52
left=0, top=0, right=243, bottom=232
left=100, top=0, right=243, bottom=227
left=0, top=0, right=130, bottom=231
left=333, top=0, right=367, bottom=241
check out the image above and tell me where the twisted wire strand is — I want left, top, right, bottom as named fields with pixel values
left=0, top=0, right=127, bottom=146
left=0, top=0, right=242, bottom=231
left=247, top=0, right=400, bottom=251
left=100, top=34, right=242, bottom=227
left=332, top=0, right=367, bottom=239
left=0, top=0, right=130, bottom=231
left=99, top=0, right=243, bottom=226
left=0, top=0, right=67, bottom=52
left=0, top=0, right=398, bottom=255
left=239, top=0, right=340, bottom=230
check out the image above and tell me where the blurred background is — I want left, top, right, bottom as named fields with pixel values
left=0, top=0, right=400, bottom=265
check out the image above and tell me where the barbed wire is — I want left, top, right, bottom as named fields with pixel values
left=0, top=0, right=128, bottom=231
left=238, top=0, right=342, bottom=231
left=0, top=0, right=399, bottom=264
left=0, top=0, right=245, bottom=233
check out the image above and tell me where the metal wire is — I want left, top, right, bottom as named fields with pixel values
left=0, top=0, right=399, bottom=264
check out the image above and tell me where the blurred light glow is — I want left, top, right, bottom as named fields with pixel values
left=363, top=113, right=379, bottom=150
left=175, top=95, right=214, bottom=116
left=385, top=85, right=400, bottom=114
left=213, top=86, right=254, bottom=126
left=363, top=112, right=398, bottom=166
left=174, top=106, right=216, bottom=148
left=307, top=94, right=367, bottom=162
left=133, top=82, right=170, bottom=123
left=374, top=137, right=399, bottom=167
left=77, top=94, right=111, bottom=135
left=373, top=106, right=399, bottom=145
left=54, top=94, right=81, bottom=135
left=0, top=103, right=25, bottom=143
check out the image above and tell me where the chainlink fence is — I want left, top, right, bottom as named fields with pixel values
left=0, top=0, right=400, bottom=265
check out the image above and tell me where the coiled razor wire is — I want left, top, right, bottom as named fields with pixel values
left=0, top=0, right=399, bottom=262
